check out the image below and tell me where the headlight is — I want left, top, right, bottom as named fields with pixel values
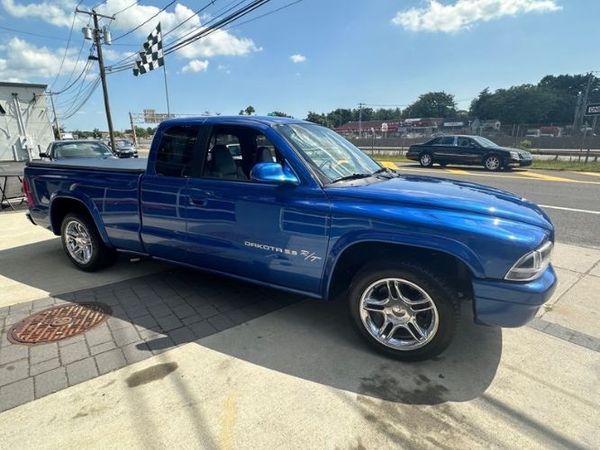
left=510, top=151, right=520, bottom=159
left=505, top=241, right=553, bottom=281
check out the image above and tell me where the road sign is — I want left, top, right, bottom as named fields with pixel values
left=585, top=103, right=600, bottom=116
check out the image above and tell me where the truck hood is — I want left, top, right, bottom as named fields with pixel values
left=325, top=174, right=552, bottom=230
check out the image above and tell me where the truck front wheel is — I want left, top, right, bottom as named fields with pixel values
left=60, top=213, right=116, bottom=272
left=348, top=261, right=459, bottom=361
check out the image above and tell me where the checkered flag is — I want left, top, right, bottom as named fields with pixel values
left=133, top=23, right=164, bottom=76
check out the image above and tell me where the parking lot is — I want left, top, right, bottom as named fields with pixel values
left=0, top=166, right=598, bottom=449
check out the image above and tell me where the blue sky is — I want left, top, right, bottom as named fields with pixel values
left=1, top=0, right=598, bottom=130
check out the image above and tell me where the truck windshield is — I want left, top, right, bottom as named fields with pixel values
left=276, top=123, right=380, bottom=183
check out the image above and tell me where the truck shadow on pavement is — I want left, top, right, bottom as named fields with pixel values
left=1, top=239, right=502, bottom=408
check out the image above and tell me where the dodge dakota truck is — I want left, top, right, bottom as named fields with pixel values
left=22, top=116, right=557, bottom=360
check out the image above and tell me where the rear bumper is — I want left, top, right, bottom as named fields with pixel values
left=472, top=265, right=557, bottom=327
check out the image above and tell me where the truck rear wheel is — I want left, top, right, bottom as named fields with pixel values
left=60, top=213, right=116, bottom=272
left=348, top=261, right=459, bottom=361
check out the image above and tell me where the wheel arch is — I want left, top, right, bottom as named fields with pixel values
left=49, top=195, right=111, bottom=246
left=324, top=239, right=479, bottom=302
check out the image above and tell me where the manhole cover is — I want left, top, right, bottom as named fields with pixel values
left=8, top=303, right=111, bottom=345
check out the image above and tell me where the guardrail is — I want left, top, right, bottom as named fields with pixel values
left=358, top=147, right=600, bottom=160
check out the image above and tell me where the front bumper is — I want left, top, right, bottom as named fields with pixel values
left=116, top=152, right=137, bottom=158
left=472, top=265, right=557, bottom=327
left=508, top=158, right=532, bottom=167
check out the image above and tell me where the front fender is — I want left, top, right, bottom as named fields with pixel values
left=49, top=191, right=112, bottom=247
left=321, top=231, right=486, bottom=300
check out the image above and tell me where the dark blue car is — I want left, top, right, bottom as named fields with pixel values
left=22, top=116, right=556, bottom=360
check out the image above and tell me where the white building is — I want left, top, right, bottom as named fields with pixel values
left=0, top=81, right=55, bottom=161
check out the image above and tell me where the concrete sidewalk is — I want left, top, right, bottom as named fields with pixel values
left=0, top=210, right=599, bottom=449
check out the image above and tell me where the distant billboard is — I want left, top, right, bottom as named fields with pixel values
left=585, top=104, right=600, bottom=116
left=143, top=109, right=173, bottom=123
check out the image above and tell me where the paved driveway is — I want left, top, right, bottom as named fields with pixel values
left=0, top=211, right=598, bottom=449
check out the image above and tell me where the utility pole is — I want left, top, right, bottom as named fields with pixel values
left=77, top=8, right=116, bottom=152
left=358, top=102, right=365, bottom=138
left=578, top=73, right=594, bottom=135
left=49, top=94, right=60, bottom=139
left=129, top=112, right=137, bottom=146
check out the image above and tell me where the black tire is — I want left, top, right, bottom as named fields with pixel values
left=419, top=153, right=433, bottom=168
left=348, top=261, right=459, bottom=361
left=60, top=212, right=116, bottom=272
left=483, top=154, right=502, bottom=171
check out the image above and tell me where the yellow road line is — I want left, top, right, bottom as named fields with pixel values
left=445, top=168, right=470, bottom=175
left=389, top=165, right=600, bottom=185
left=380, top=161, right=399, bottom=170
left=580, top=171, right=600, bottom=178
left=518, top=171, right=577, bottom=183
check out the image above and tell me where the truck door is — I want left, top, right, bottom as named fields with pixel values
left=140, top=124, right=204, bottom=259
left=181, top=124, right=330, bottom=295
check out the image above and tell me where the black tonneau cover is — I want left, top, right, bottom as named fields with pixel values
left=27, top=157, right=147, bottom=173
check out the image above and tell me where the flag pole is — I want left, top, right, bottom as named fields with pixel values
left=162, top=61, right=171, bottom=117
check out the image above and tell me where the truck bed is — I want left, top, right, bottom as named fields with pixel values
left=27, top=157, right=147, bottom=173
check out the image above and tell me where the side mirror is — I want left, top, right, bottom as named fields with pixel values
left=250, top=163, right=299, bottom=186
left=39, top=152, right=48, bottom=158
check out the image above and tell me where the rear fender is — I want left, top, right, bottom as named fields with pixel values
left=49, top=192, right=112, bottom=247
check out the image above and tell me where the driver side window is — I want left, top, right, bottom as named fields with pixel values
left=200, top=126, right=282, bottom=182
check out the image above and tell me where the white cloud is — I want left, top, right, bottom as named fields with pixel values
left=1, top=0, right=259, bottom=69
left=181, top=59, right=209, bottom=73
left=290, top=54, right=306, bottom=63
left=392, top=0, right=561, bottom=33
left=0, top=0, right=82, bottom=28
left=0, top=37, right=85, bottom=82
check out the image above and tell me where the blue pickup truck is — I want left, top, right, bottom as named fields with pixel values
left=23, top=116, right=557, bottom=360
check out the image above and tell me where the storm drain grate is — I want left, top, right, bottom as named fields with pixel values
left=8, top=303, right=112, bottom=345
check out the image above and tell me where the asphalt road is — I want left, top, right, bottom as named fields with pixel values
left=392, top=164, right=600, bottom=249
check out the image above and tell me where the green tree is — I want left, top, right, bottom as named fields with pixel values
left=305, top=111, right=329, bottom=126
left=269, top=111, right=292, bottom=117
left=244, top=105, right=255, bottom=115
left=403, top=92, right=457, bottom=118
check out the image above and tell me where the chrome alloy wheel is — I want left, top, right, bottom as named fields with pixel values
left=64, top=220, right=93, bottom=265
left=485, top=155, right=501, bottom=170
left=420, top=154, right=432, bottom=166
left=359, top=278, right=439, bottom=351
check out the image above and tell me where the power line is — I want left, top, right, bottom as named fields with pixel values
left=107, top=0, right=249, bottom=72
left=49, top=1, right=85, bottom=90
left=165, top=0, right=271, bottom=56
left=112, top=0, right=177, bottom=42
left=163, top=0, right=217, bottom=38
left=59, top=77, right=102, bottom=121
left=113, top=0, right=140, bottom=16
left=0, top=25, right=68, bottom=42
left=225, top=0, right=304, bottom=30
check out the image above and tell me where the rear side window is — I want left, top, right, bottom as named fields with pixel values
left=155, top=126, right=200, bottom=177
left=439, top=137, right=455, bottom=145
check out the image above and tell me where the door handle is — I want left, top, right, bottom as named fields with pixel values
left=189, top=197, right=207, bottom=206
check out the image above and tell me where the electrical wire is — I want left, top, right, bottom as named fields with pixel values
left=58, top=76, right=101, bottom=120
left=106, top=0, right=249, bottom=71
left=0, top=25, right=68, bottom=42
left=49, top=1, right=85, bottom=90
left=112, top=0, right=177, bottom=42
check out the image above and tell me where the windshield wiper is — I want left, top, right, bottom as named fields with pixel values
left=330, top=173, right=372, bottom=184
left=372, top=167, right=398, bottom=178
